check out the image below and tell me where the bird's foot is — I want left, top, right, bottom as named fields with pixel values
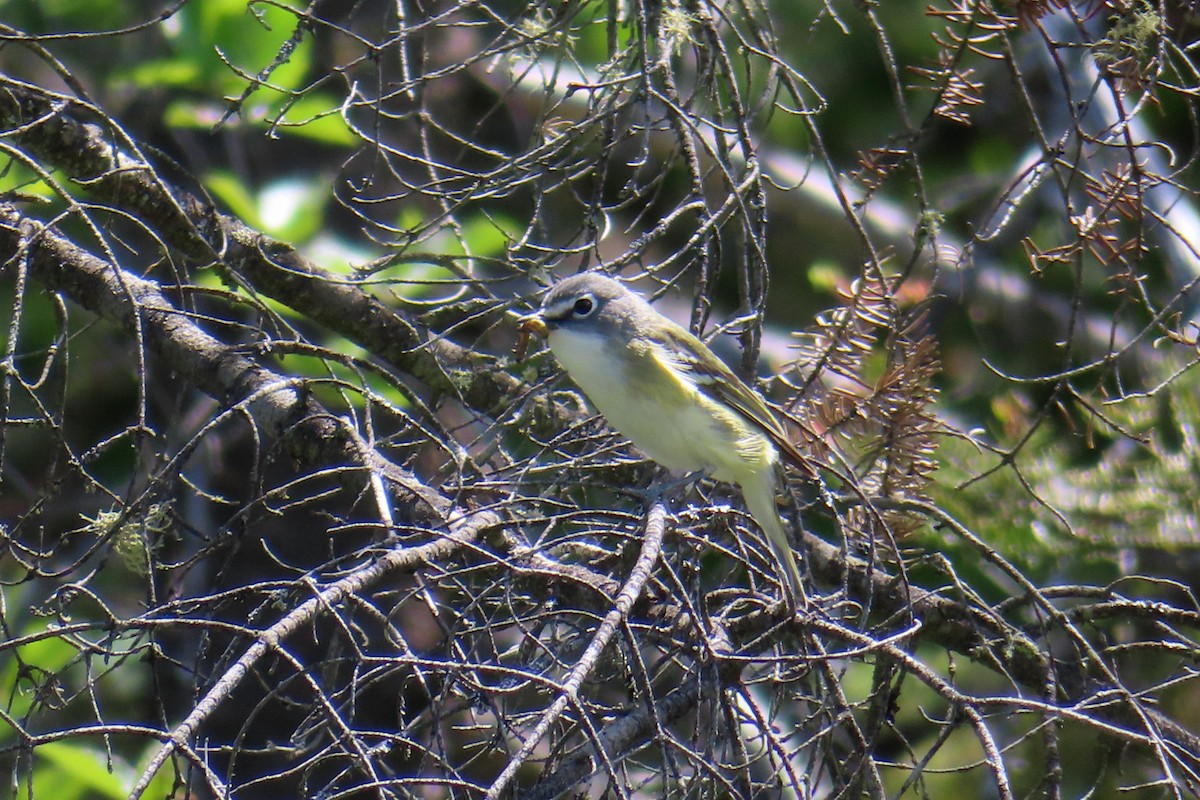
left=638, top=470, right=706, bottom=505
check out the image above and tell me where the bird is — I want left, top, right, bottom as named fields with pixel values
left=518, top=272, right=809, bottom=610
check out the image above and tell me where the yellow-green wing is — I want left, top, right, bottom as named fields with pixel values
left=654, top=325, right=815, bottom=475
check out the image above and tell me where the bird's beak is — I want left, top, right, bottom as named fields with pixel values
left=514, top=313, right=547, bottom=361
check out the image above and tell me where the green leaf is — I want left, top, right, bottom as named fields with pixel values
left=202, top=169, right=263, bottom=230
left=115, top=0, right=312, bottom=99
left=202, top=172, right=329, bottom=242
left=0, top=622, right=78, bottom=727
left=30, top=741, right=127, bottom=800
left=267, top=94, right=358, bottom=147
left=460, top=213, right=521, bottom=258
left=163, top=92, right=357, bottom=146
left=120, top=57, right=203, bottom=90
left=257, top=176, right=328, bottom=242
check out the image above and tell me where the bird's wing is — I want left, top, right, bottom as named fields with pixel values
left=652, top=325, right=817, bottom=477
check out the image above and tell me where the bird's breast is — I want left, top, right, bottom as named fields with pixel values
left=546, top=326, right=776, bottom=480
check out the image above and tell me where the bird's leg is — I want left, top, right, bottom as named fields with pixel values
left=611, top=470, right=704, bottom=518
left=622, top=469, right=707, bottom=512
left=640, top=470, right=707, bottom=505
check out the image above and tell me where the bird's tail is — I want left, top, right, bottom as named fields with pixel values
left=741, top=473, right=808, bottom=611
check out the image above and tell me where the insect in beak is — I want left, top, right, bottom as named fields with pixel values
left=514, top=314, right=547, bottom=361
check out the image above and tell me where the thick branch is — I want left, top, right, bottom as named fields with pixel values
left=0, top=78, right=525, bottom=419
left=0, top=203, right=449, bottom=523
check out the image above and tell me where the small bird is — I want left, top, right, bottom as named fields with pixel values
left=519, top=272, right=809, bottom=610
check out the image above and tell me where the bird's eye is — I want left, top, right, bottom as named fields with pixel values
left=572, top=296, right=595, bottom=317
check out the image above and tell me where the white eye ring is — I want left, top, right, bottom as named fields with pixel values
left=572, top=295, right=596, bottom=317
